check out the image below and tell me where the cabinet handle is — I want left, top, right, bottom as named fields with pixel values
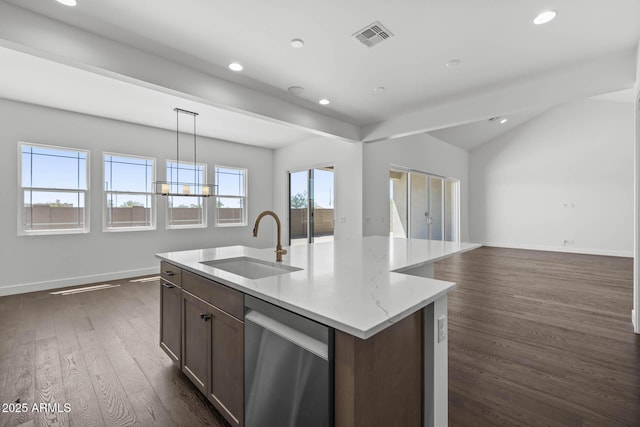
left=162, top=283, right=175, bottom=289
left=200, top=313, right=211, bottom=322
left=162, top=270, right=176, bottom=276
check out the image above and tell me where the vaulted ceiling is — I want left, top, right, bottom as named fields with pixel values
left=0, top=0, right=638, bottom=149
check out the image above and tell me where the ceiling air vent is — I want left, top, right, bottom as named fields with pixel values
left=352, top=21, right=394, bottom=48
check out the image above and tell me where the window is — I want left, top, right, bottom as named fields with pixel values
left=104, top=153, right=155, bottom=231
left=167, top=160, right=207, bottom=228
left=215, top=166, right=247, bottom=226
left=19, top=143, right=89, bottom=234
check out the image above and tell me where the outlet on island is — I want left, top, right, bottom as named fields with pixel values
left=438, top=315, right=447, bottom=343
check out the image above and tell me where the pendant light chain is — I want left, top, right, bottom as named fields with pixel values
left=176, top=108, right=179, bottom=190
left=194, top=111, right=198, bottom=189
left=155, top=108, right=209, bottom=197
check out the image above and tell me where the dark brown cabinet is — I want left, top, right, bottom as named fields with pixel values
left=209, top=305, right=244, bottom=426
left=160, top=262, right=244, bottom=427
left=182, top=291, right=211, bottom=394
left=160, top=280, right=182, bottom=365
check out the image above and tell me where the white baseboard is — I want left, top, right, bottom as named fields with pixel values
left=479, top=241, right=633, bottom=258
left=0, top=267, right=159, bottom=297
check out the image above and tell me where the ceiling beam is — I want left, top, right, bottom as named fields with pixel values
left=0, top=2, right=360, bottom=142
left=361, top=50, right=637, bottom=142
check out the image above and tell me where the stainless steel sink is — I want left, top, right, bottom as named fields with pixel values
left=200, top=257, right=302, bottom=280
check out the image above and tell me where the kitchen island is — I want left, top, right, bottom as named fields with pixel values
left=157, top=236, right=480, bottom=427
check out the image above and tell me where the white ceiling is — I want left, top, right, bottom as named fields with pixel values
left=590, top=87, right=637, bottom=104
left=0, top=46, right=317, bottom=149
left=430, top=88, right=637, bottom=150
left=0, top=0, right=638, bottom=149
left=428, top=107, right=551, bottom=151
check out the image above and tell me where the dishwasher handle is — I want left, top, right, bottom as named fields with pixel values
left=245, top=310, right=328, bottom=361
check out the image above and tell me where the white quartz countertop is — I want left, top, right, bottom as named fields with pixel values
left=156, top=237, right=480, bottom=339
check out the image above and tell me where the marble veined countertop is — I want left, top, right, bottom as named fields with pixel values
left=156, top=237, right=480, bottom=338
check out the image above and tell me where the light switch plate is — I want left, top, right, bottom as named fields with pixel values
left=437, top=315, right=447, bottom=343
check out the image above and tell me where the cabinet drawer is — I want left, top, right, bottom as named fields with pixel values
left=183, top=270, right=244, bottom=320
left=161, top=261, right=182, bottom=286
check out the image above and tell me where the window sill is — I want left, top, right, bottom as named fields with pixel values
left=104, top=226, right=156, bottom=233
left=19, top=228, right=90, bottom=237
left=215, top=223, right=247, bottom=228
left=167, top=224, right=208, bottom=230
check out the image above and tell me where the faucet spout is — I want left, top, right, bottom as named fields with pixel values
left=252, top=210, right=287, bottom=262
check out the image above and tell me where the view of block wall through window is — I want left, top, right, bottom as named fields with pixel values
left=167, top=160, right=207, bottom=228
left=215, top=166, right=247, bottom=226
left=19, top=143, right=89, bottom=234
left=104, top=153, right=155, bottom=230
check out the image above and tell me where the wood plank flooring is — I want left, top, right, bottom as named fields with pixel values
left=0, top=247, right=637, bottom=426
left=0, top=277, right=229, bottom=427
left=435, top=247, right=640, bottom=427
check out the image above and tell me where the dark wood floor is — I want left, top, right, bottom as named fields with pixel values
left=0, top=247, right=638, bottom=426
left=0, top=276, right=229, bottom=427
left=436, top=247, right=640, bottom=427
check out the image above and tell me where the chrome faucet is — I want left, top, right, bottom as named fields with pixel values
left=252, top=210, right=287, bottom=262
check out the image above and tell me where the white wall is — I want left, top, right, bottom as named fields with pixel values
left=273, top=137, right=363, bottom=243
left=0, top=99, right=273, bottom=296
left=470, top=98, right=634, bottom=256
left=634, top=42, right=640, bottom=332
left=363, top=134, right=470, bottom=240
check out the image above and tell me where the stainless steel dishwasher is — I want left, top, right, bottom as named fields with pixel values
left=244, top=295, right=332, bottom=427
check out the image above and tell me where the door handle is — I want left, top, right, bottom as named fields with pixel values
left=162, top=282, right=175, bottom=289
left=200, top=313, right=211, bottom=321
left=162, top=270, right=176, bottom=276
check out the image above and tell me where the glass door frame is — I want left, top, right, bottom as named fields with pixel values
left=288, top=165, right=334, bottom=245
left=389, top=166, right=460, bottom=242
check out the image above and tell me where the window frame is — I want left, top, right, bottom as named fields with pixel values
left=166, top=159, right=208, bottom=229
left=214, top=165, right=248, bottom=227
left=103, top=152, right=156, bottom=232
left=18, top=141, right=90, bottom=236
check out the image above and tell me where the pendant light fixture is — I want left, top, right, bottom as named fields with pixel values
left=154, top=108, right=213, bottom=197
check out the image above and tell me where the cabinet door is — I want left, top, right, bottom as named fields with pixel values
left=210, top=307, right=244, bottom=426
left=182, top=292, right=211, bottom=394
left=160, top=280, right=182, bottom=365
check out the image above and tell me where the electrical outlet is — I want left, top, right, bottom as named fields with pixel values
left=437, top=315, right=447, bottom=343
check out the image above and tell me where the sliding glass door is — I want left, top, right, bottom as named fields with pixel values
left=389, top=169, right=459, bottom=242
left=444, top=179, right=459, bottom=241
left=289, top=167, right=334, bottom=245
left=409, top=172, right=429, bottom=239
left=429, top=176, right=444, bottom=240
left=389, top=170, right=408, bottom=238
left=289, top=170, right=309, bottom=245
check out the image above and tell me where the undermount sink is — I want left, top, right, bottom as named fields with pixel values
left=200, top=256, right=302, bottom=280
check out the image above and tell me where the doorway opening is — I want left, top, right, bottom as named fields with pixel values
left=390, top=169, right=459, bottom=242
left=289, top=167, right=334, bottom=245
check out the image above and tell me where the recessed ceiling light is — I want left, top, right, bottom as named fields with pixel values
left=228, top=62, right=243, bottom=71
left=290, top=39, right=304, bottom=48
left=318, top=98, right=330, bottom=105
left=288, top=86, right=305, bottom=95
left=500, top=118, right=508, bottom=124
left=374, top=86, right=386, bottom=93
left=56, top=0, right=77, bottom=6
left=533, top=10, right=557, bottom=25
left=446, top=59, right=461, bottom=68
